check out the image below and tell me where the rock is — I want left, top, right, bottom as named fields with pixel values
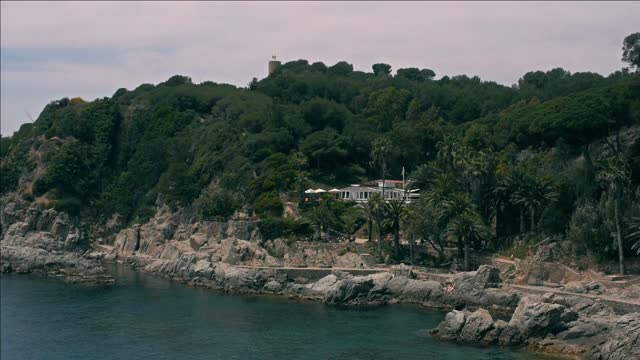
left=383, top=276, right=443, bottom=303
left=435, top=310, right=467, bottom=341
left=482, top=288, right=520, bottom=308
left=0, top=245, right=113, bottom=285
left=498, top=324, right=523, bottom=345
left=192, top=260, right=214, bottom=279
left=310, top=274, right=338, bottom=293
left=189, top=233, right=208, bottom=251
left=589, top=313, right=640, bottom=360
left=448, top=265, right=512, bottom=307
left=508, top=296, right=577, bottom=340
left=264, top=280, right=282, bottom=292
left=214, top=263, right=269, bottom=293
left=563, top=281, right=587, bottom=294
left=323, top=277, right=375, bottom=306
left=459, top=309, right=497, bottom=344
left=114, top=226, right=139, bottom=255
left=557, top=320, right=608, bottom=340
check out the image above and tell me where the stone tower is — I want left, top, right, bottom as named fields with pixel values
left=268, top=55, right=281, bottom=75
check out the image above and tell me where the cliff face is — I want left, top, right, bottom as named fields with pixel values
left=0, top=193, right=370, bottom=283
left=0, top=194, right=112, bottom=284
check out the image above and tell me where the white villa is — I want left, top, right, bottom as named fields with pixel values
left=305, top=180, right=419, bottom=204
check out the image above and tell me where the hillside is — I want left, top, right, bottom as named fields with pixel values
left=1, top=60, right=639, bottom=267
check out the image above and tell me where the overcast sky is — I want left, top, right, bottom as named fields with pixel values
left=1, top=1, right=638, bottom=135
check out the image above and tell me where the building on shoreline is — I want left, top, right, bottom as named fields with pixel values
left=305, top=179, right=419, bottom=204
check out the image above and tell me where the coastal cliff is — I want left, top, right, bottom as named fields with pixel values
left=2, top=194, right=639, bottom=359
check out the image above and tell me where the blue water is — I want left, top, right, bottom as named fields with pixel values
left=1, top=266, right=551, bottom=360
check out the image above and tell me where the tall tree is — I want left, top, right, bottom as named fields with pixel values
left=622, top=32, right=640, bottom=71
left=372, top=63, right=392, bottom=77
left=371, top=137, right=392, bottom=200
left=385, top=199, right=406, bottom=260
left=597, top=156, right=631, bottom=275
left=368, top=192, right=386, bottom=260
left=289, top=151, right=308, bottom=204
left=443, top=200, right=490, bottom=271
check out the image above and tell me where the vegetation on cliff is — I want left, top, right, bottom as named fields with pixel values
left=1, top=33, right=640, bottom=273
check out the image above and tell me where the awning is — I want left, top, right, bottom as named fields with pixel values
left=328, top=188, right=340, bottom=193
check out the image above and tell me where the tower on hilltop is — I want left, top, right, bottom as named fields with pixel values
left=268, top=55, right=281, bottom=75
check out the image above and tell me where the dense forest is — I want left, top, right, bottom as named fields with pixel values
left=2, top=33, right=640, bottom=273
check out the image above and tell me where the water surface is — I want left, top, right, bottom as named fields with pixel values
left=1, top=266, right=551, bottom=360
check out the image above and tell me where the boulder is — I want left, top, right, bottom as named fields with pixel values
left=435, top=310, right=467, bottom=341
left=264, top=280, right=282, bottom=293
left=310, top=274, right=339, bottom=293
left=383, top=276, right=443, bottom=303
left=459, top=309, right=497, bottom=344
left=323, top=277, right=375, bottom=306
left=590, top=313, right=640, bottom=360
left=189, top=233, right=208, bottom=251
left=508, top=296, right=577, bottom=340
left=192, top=260, right=214, bottom=279
left=114, top=226, right=139, bottom=255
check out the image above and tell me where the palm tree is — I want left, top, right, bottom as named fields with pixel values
left=495, top=170, right=529, bottom=234
left=597, top=156, right=631, bottom=275
left=368, top=192, right=386, bottom=260
left=371, top=137, right=392, bottom=200
left=626, top=217, right=640, bottom=256
left=444, top=205, right=491, bottom=271
left=341, top=206, right=365, bottom=242
left=385, top=199, right=406, bottom=260
left=289, top=151, right=308, bottom=204
left=306, top=202, right=338, bottom=241
left=495, top=170, right=557, bottom=233
left=514, top=176, right=559, bottom=231
left=423, top=173, right=465, bottom=257
left=363, top=202, right=375, bottom=244
left=408, top=163, right=437, bottom=191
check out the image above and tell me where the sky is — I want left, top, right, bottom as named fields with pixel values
left=1, top=1, right=639, bottom=135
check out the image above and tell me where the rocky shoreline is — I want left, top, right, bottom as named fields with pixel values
left=1, top=196, right=639, bottom=359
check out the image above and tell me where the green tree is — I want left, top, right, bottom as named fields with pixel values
left=289, top=151, right=308, bottom=203
left=442, top=198, right=490, bottom=271
left=341, top=206, right=365, bottom=242
left=622, top=32, right=640, bottom=71
left=628, top=217, right=640, bottom=255
left=372, top=63, right=392, bottom=77
left=597, top=156, right=631, bottom=275
left=368, top=192, right=386, bottom=259
left=371, top=136, right=392, bottom=199
left=254, top=192, right=284, bottom=218
left=385, top=199, right=406, bottom=260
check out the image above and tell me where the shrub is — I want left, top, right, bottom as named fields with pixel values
left=254, top=192, right=283, bottom=217
left=258, top=217, right=313, bottom=240
left=194, top=188, right=238, bottom=220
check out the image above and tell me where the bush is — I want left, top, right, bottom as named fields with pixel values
left=254, top=192, right=283, bottom=217
left=194, top=188, right=238, bottom=220
left=258, top=217, right=313, bottom=240
left=52, top=197, right=83, bottom=216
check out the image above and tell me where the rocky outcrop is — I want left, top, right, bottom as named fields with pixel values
left=265, top=239, right=369, bottom=268
left=448, top=265, right=519, bottom=309
left=432, top=292, right=638, bottom=359
left=1, top=195, right=113, bottom=285
left=586, top=313, right=640, bottom=360
left=507, top=296, right=577, bottom=340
